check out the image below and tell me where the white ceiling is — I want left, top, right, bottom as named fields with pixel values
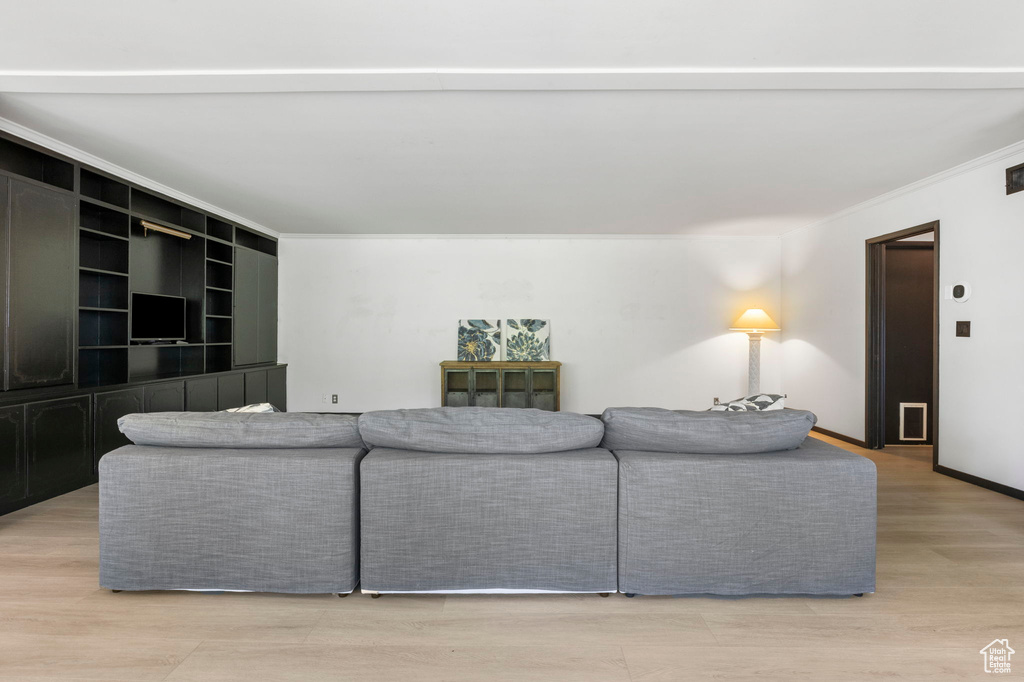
left=2, top=0, right=1024, bottom=236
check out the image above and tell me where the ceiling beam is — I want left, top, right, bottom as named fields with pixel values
left=2, top=69, right=1024, bottom=94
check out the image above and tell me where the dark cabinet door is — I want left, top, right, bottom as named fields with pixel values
left=6, top=180, right=76, bottom=390
left=0, top=177, right=8, bottom=388
left=0, top=405, right=25, bottom=505
left=144, top=381, right=185, bottom=412
left=94, top=388, right=144, bottom=469
left=185, top=376, right=218, bottom=411
left=26, top=395, right=91, bottom=497
left=233, top=247, right=259, bottom=366
left=244, top=370, right=268, bottom=404
left=267, top=366, right=287, bottom=411
left=257, top=253, right=278, bottom=364
left=217, top=373, right=245, bottom=410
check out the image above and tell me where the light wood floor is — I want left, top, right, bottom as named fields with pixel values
left=1, top=434, right=1022, bottom=681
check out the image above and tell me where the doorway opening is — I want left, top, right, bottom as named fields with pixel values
left=865, top=221, right=939, bottom=468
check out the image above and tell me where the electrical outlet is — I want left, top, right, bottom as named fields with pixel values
left=956, top=321, right=971, bottom=337
left=322, top=394, right=330, bottom=404
left=332, top=394, right=338, bottom=404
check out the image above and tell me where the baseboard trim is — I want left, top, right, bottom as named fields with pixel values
left=811, top=426, right=867, bottom=448
left=933, top=464, right=1024, bottom=501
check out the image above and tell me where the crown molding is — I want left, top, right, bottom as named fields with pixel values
left=2, top=68, right=1024, bottom=93
left=782, top=137, right=1024, bottom=239
left=279, top=233, right=781, bottom=240
left=0, top=116, right=279, bottom=238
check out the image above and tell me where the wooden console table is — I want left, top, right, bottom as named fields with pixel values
left=440, top=361, right=561, bottom=411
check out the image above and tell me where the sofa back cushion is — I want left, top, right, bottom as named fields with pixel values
left=600, top=407, right=816, bottom=453
left=358, top=407, right=604, bottom=454
left=118, top=412, right=363, bottom=449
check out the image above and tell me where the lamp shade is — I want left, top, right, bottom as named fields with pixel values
left=730, top=308, right=780, bottom=332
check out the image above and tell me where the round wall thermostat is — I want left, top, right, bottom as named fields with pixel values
left=950, top=282, right=971, bottom=302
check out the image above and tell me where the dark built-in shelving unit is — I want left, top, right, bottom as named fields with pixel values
left=0, top=130, right=283, bottom=516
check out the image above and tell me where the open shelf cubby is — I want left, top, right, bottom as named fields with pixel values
left=205, top=288, right=232, bottom=317
left=207, top=217, right=233, bottom=243
left=129, top=345, right=206, bottom=383
left=236, top=227, right=278, bottom=256
left=205, top=344, right=232, bottom=373
left=80, top=231, right=129, bottom=273
left=131, top=189, right=205, bottom=233
left=0, top=137, right=74, bottom=191
left=206, top=239, right=233, bottom=264
left=205, top=317, right=232, bottom=344
left=80, top=200, right=130, bottom=238
left=78, top=348, right=129, bottom=388
left=79, top=309, right=128, bottom=347
left=206, top=261, right=232, bottom=290
left=79, top=270, right=129, bottom=310
left=79, top=169, right=130, bottom=208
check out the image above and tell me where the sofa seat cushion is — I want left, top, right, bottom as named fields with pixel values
left=600, top=407, right=816, bottom=453
left=358, top=407, right=603, bottom=454
left=360, top=448, right=618, bottom=592
left=118, top=412, right=363, bottom=449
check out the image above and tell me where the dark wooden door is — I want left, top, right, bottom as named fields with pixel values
left=6, top=180, right=76, bottom=390
left=267, top=366, right=287, bottom=411
left=233, top=247, right=259, bottom=366
left=884, top=243, right=934, bottom=444
left=185, top=376, right=218, bottom=411
left=0, top=405, right=25, bottom=505
left=94, top=388, right=144, bottom=469
left=144, top=381, right=185, bottom=412
left=25, top=395, right=91, bottom=497
left=257, top=253, right=278, bottom=364
left=217, top=373, right=245, bottom=410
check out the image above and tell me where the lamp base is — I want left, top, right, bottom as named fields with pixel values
left=747, top=332, right=763, bottom=396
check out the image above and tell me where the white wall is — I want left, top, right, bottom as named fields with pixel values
left=280, top=237, right=781, bottom=414
left=782, top=143, right=1024, bottom=490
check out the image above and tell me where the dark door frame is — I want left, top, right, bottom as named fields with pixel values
left=865, top=220, right=939, bottom=468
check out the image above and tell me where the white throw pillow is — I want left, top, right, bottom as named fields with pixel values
left=223, top=403, right=279, bottom=413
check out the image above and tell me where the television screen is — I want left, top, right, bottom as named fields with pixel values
left=131, top=293, right=186, bottom=341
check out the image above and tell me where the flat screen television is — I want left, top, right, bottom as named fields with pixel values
left=131, top=292, right=186, bottom=342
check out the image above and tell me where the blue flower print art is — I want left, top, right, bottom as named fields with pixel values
left=457, top=320, right=501, bottom=361
left=505, top=319, right=550, bottom=361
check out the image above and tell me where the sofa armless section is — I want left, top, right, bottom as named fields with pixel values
left=100, top=445, right=365, bottom=594
left=360, top=448, right=618, bottom=593
left=616, top=437, right=876, bottom=596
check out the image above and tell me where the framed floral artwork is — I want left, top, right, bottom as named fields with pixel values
left=505, top=319, right=550, bottom=361
left=457, top=320, right=501, bottom=361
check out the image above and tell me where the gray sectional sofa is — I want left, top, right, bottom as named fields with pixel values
left=99, top=405, right=876, bottom=597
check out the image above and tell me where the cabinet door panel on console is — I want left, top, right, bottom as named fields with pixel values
left=217, top=374, right=245, bottom=410
left=268, top=367, right=287, bottom=411
left=245, top=370, right=267, bottom=404
left=25, top=396, right=91, bottom=498
left=94, top=388, right=144, bottom=469
left=185, top=376, right=218, bottom=411
left=6, top=181, right=76, bottom=390
left=0, top=406, right=26, bottom=505
left=144, top=381, right=185, bottom=412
